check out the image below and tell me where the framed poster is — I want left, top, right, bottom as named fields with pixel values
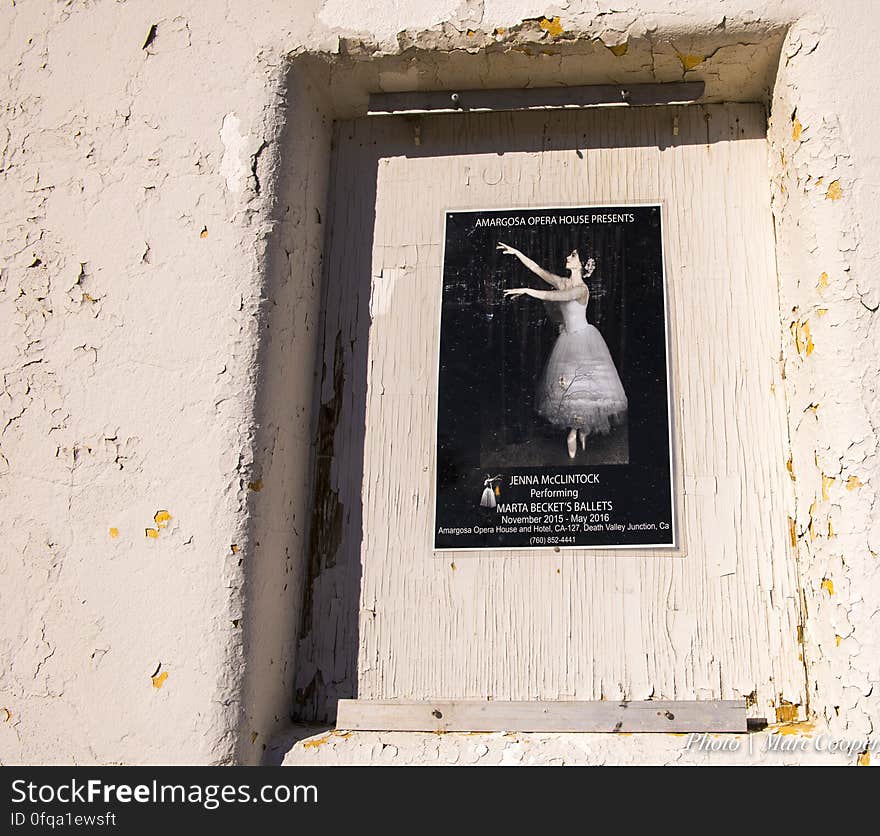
left=434, top=204, right=675, bottom=551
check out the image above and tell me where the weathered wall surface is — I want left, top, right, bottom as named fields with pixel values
left=276, top=724, right=861, bottom=766
left=1, top=0, right=877, bottom=765
left=0, top=0, right=322, bottom=765
left=767, top=12, right=880, bottom=742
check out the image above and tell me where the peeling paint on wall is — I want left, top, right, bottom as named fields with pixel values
left=768, top=10, right=880, bottom=750
left=3, top=0, right=880, bottom=767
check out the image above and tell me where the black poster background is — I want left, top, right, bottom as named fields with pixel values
left=435, top=205, right=675, bottom=550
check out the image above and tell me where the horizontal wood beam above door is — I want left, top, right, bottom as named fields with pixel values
left=367, top=82, right=705, bottom=115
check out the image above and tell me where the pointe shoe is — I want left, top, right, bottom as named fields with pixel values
left=566, top=430, right=577, bottom=459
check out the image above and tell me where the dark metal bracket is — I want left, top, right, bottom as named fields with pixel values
left=368, top=82, right=705, bottom=116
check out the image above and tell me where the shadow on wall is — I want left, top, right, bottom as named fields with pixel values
left=236, top=63, right=335, bottom=763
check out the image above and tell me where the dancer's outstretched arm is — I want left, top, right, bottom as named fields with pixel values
left=504, top=286, right=588, bottom=302
left=496, top=242, right=565, bottom=289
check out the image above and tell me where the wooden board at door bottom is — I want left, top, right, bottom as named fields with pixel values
left=337, top=699, right=748, bottom=733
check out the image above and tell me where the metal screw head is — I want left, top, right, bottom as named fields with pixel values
left=450, top=92, right=461, bottom=106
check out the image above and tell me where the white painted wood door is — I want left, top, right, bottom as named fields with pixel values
left=304, top=104, right=805, bottom=721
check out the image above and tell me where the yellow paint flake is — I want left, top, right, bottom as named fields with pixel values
left=2, top=707, right=11, bottom=722
left=677, top=53, right=705, bottom=71
left=791, top=319, right=814, bottom=356
left=817, top=308, right=828, bottom=317
left=331, top=730, right=352, bottom=740
left=538, top=16, right=564, bottom=37
left=200, top=226, right=208, bottom=238
left=154, top=509, right=171, bottom=529
left=450, top=561, right=456, bottom=571
left=466, top=29, right=476, bottom=37
left=825, top=180, right=843, bottom=200
left=302, top=733, right=331, bottom=750
left=835, top=634, right=842, bottom=647
left=775, top=720, right=815, bottom=736
left=774, top=703, right=800, bottom=723
left=821, top=474, right=835, bottom=501
left=230, top=544, right=240, bottom=554
left=792, top=118, right=803, bottom=141
left=858, top=749, right=871, bottom=766
left=818, top=271, right=829, bottom=292
left=248, top=479, right=263, bottom=492
left=145, top=528, right=159, bottom=539
left=846, top=475, right=863, bottom=491
left=151, top=670, right=168, bottom=689
left=109, top=527, right=119, bottom=539
left=494, top=27, right=505, bottom=35
left=828, top=518, right=835, bottom=538
left=607, top=41, right=628, bottom=57
left=788, top=516, right=797, bottom=548
left=821, top=577, right=835, bottom=596
left=786, top=458, right=795, bottom=481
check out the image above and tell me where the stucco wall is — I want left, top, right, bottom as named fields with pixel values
left=1, top=0, right=877, bottom=766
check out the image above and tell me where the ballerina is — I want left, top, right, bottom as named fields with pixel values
left=497, top=242, right=627, bottom=459
left=479, top=475, right=502, bottom=508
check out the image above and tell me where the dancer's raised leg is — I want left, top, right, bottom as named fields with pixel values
left=578, top=429, right=587, bottom=451
left=567, top=428, right=577, bottom=459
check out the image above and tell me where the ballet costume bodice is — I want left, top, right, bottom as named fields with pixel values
left=557, top=298, right=589, bottom=333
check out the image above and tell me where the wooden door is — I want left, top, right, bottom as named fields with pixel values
left=303, top=104, right=805, bottom=720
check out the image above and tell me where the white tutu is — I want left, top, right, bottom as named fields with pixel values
left=537, top=322, right=627, bottom=434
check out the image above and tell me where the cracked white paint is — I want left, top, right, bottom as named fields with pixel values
left=1, top=0, right=879, bottom=766
left=369, top=268, right=401, bottom=319
left=767, top=12, right=880, bottom=746
left=274, top=725, right=860, bottom=766
left=319, top=0, right=458, bottom=43
left=220, top=113, right=250, bottom=194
